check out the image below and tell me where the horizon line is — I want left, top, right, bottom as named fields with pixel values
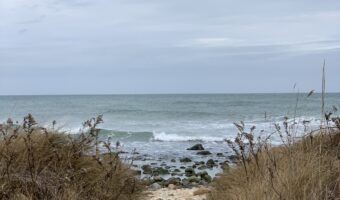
left=0, top=91, right=340, bottom=96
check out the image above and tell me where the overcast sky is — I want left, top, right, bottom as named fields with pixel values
left=0, top=0, right=340, bottom=95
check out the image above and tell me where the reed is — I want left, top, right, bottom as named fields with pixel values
left=0, top=114, right=143, bottom=200
left=209, top=117, right=340, bottom=200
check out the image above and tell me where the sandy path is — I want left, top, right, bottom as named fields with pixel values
left=142, top=187, right=210, bottom=200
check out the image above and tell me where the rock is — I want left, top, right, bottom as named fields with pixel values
left=142, top=165, right=153, bottom=174
left=149, top=183, right=161, bottom=191
left=185, top=167, right=196, bottom=177
left=188, top=176, right=201, bottom=183
left=220, top=161, right=230, bottom=170
left=197, top=165, right=207, bottom=170
left=206, top=159, right=215, bottom=168
left=158, top=167, right=170, bottom=175
left=197, top=171, right=212, bottom=183
left=141, top=177, right=153, bottom=185
left=165, top=177, right=181, bottom=186
left=180, top=157, right=192, bottom=163
left=199, top=180, right=208, bottom=186
left=171, top=171, right=184, bottom=176
left=146, top=167, right=169, bottom=176
left=197, top=151, right=212, bottom=155
left=181, top=179, right=191, bottom=188
left=187, top=144, right=205, bottom=150
left=153, top=176, right=164, bottom=183
left=217, top=153, right=224, bottom=157
left=171, top=169, right=182, bottom=176
left=193, top=188, right=211, bottom=196
left=168, top=184, right=176, bottom=190
left=228, top=155, right=240, bottom=163
left=171, top=159, right=176, bottom=162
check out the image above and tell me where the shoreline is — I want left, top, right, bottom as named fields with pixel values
left=127, top=143, right=233, bottom=189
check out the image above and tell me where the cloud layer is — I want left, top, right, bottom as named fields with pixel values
left=0, top=0, right=340, bottom=94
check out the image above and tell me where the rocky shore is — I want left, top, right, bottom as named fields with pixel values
left=128, top=143, right=235, bottom=189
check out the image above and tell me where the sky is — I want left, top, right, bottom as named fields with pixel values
left=0, top=0, right=340, bottom=95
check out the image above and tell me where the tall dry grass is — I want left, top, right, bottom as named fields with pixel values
left=209, top=116, right=340, bottom=200
left=0, top=114, right=143, bottom=200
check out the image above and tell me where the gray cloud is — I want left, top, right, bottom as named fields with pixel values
left=0, top=0, right=340, bottom=94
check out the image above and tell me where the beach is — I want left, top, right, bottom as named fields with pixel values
left=143, top=186, right=210, bottom=200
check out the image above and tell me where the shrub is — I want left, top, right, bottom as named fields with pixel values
left=0, top=114, right=143, bottom=200
left=209, top=117, right=340, bottom=200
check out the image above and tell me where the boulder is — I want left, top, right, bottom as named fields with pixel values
left=168, top=184, right=176, bottom=190
left=228, top=155, right=240, bottom=163
left=185, top=167, right=196, bottom=177
left=216, top=153, right=224, bottom=157
left=181, top=179, right=191, bottom=188
left=197, top=165, right=207, bottom=170
left=153, top=167, right=169, bottom=175
left=206, top=159, right=215, bottom=168
left=197, top=171, right=212, bottom=183
left=220, top=161, right=230, bottom=170
left=149, top=183, right=161, bottom=191
left=180, top=157, right=192, bottom=163
left=142, top=165, right=152, bottom=174
left=187, top=144, right=205, bottom=150
left=197, top=151, right=212, bottom=155
left=187, top=176, right=201, bottom=183
left=165, top=177, right=181, bottom=186
left=153, top=176, right=164, bottom=183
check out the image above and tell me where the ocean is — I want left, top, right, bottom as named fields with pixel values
left=0, top=93, right=339, bottom=176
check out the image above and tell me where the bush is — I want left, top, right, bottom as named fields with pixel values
left=209, top=117, right=340, bottom=200
left=0, top=114, right=143, bottom=200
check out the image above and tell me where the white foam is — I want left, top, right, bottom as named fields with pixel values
left=152, top=131, right=225, bottom=142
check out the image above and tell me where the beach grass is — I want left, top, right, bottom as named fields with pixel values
left=208, top=117, right=340, bottom=200
left=0, top=114, right=143, bottom=200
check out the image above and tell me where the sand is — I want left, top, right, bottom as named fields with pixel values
left=143, top=186, right=210, bottom=200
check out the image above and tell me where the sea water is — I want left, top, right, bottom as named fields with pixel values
left=0, top=93, right=339, bottom=176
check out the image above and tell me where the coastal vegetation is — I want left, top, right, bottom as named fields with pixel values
left=209, top=116, right=340, bottom=200
left=0, top=114, right=143, bottom=200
